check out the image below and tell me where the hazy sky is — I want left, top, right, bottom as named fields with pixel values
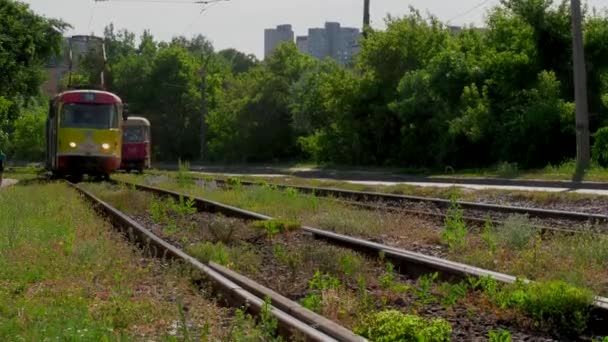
left=20, top=0, right=607, bottom=58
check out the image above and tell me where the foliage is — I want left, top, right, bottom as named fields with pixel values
left=496, top=214, right=539, bottom=250
left=10, top=100, right=46, bottom=160
left=301, top=271, right=342, bottom=313
left=0, top=0, right=68, bottom=158
left=354, top=310, right=451, bottom=342
left=488, top=329, right=512, bottom=342
left=439, top=281, right=469, bottom=308
left=441, top=193, right=467, bottom=250
left=415, top=272, right=439, bottom=305
left=6, top=0, right=608, bottom=167
left=481, top=215, right=497, bottom=252
left=252, top=219, right=300, bottom=237
left=470, top=276, right=594, bottom=337
left=593, top=127, right=608, bottom=167
left=519, top=281, right=593, bottom=337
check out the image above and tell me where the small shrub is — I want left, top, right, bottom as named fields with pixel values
left=172, top=196, right=197, bottom=216
left=226, top=177, right=242, bottom=187
left=441, top=194, right=467, bottom=251
left=176, top=159, right=193, bottom=187
left=259, top=297, right=279, bottom=340
left=301, top=271, right=342, bottom=313
left=252, top=219, right=300, bottom=237
left=309, top=270, right=341, bottom=291
left=593, top=127, right=608, bottom=167
left=273, top=244, right=302, bottom=279
left=354, top=310, right=451, bottom=342
left=285, top=187, right=298, bottom=197
left=520, top=281, right=593, bottom=337
left=379, top=262, right=409, bottom=293
left=301, top=293, right=322, bottom=313
left=440, top=281, right=469, bottom=308
left=186, top=241, right=230, bottom=265
left=481, top=215, right=497, bottom=252
left=149, top=197, right=169, bottom=224
left=488, top=329, right=512, bottom=342
left=415, top=272, right=439, bottom=304
left=496, top=214, right=538, bottom=250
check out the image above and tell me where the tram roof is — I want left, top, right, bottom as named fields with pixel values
left=55, top=90, right=122, bottom=104
left=123, top=116, right=151, bottom=126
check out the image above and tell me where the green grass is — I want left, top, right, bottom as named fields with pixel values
left=0, top=182, right=263, bottom=340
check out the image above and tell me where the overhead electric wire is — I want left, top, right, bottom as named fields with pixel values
left=446, top=0, right=496, bottom=24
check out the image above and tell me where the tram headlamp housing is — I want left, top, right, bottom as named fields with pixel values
left=101, top=143, right=110, bottom=150
left=69, top=142, right=77, bottom=148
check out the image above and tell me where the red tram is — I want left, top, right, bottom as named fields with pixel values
left=120, top=116, right=151, bottom=173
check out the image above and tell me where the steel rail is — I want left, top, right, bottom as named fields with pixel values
left=68, top=181, right=364, bottom=342
left=207, top=178, right=608, bottom=224
left=326, top=198, right=585, bottom=235
left=119, top=180, right=608, bottom=334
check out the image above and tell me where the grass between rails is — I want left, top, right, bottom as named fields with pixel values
left=156, top=169, right=608, bottom=210
left=86, top=181, right=608, bottom=340
left=0, top=182, right=283, bottom=341
left=116, top=173, right=608, bottom=299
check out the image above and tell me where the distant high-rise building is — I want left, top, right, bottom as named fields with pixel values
left=304, top=22, right=361, bottom=65
left=264, top=24, right=294, bottom=58
left=296, top=36, right=308, bottom=54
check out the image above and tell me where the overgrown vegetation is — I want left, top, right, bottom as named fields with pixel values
left=441, top=194, right=467, bottom=251
left=119, top=174, right=608, bottom=299
left=252, top=219, right=301, bottom=237
left=0, top=183, right=242, bottom=339
left=469, top=276, right=594, bottom=337
left=354, top=310, right=451, bottom=342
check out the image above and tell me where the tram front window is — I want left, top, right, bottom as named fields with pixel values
left=60, top=103, right=118, bottom=129
left=123, top=127, right=146, bottom=143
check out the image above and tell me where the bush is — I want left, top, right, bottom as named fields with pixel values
left=355, top=310, right=451, bottom=342
left=441, top=194, right=467, bottom=251
left=520, top=281, right=593, bottom=337
left=496, top=215, right=538, bottom=250
left=593, top=127, right=608, bottom=167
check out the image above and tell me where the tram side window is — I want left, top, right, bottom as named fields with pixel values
left=123, top=127, right=146, bottom=143
left=60, top=103, right=118, bottom=129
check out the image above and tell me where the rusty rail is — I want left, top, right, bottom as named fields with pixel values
left=69, top=181, right=365, bottom=342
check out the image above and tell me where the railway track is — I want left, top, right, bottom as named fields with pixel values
left=116, top=179, right=608, bottom=337
left=203, top=177, right=608, bottom=233
left=68, top=181, right=364, bottom=342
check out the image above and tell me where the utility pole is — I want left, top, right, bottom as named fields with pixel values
left=571, top=0, right=590, bottom=169
left=363, top=0, right=370, bottom=38
left=199, top=55, right=211, bottom=161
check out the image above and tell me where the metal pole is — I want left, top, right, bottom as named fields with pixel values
left=571, top=0, right=590, bottom=169
left=363, top=0, right=370, bottom=38
left=200, top=67, right=207, bottom=161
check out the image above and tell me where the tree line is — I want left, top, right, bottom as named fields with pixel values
left=3, top=0, right=608, bottom=169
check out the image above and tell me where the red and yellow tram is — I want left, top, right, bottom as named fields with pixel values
left=120, top=116, right=151, bottom=173
left=46, top=90, right=125, bottom=179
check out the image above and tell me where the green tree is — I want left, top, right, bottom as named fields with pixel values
left=11, top=101, right=46, bottom=161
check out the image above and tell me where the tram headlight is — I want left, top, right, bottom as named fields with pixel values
left=101, top=143, right=110, bottom=150
left=69, top=142, right=77, bottom=148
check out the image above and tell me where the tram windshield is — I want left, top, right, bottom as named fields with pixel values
left=60, top=103, right=119, bottom=129
left=123, top=126, right=147, bottom=143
